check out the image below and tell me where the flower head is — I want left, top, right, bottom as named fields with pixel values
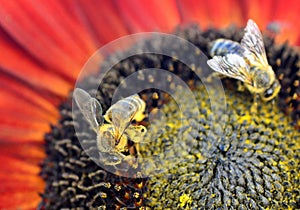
left=0, top=0, right=299, bottom=209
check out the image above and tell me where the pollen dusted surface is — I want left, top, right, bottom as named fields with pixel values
left=141, top=84, right=299, bottom=209
left=40, top=24, right=300, bottom=209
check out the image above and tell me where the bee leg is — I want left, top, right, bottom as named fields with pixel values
left=237, top=81, right=246, bottom=92
left=134, top=143, right=141, bottom=157
left=250, top=95, right=258, bottom=113
left=271, top=99, right=275, bottom=106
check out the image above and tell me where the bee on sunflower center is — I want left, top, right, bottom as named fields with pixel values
left=207, top=19, right=281, bottom=111
left=73, top=88, right=147, bottom=168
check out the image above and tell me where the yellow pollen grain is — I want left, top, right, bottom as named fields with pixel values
left=179, top=193, right=192, bottom=208
left=237, top=114, right=252, bottom=124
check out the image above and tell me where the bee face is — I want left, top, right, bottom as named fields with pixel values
left=73, top=88, right=147, bottom=167
left=207, top=19, right=281, bottom=107
left=250, top=65, right=281, bottom=101
left=261, top=79, right=281, bottom=101
left=253, top=69, right=272, bottom=89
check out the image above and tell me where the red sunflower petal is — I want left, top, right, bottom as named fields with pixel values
left=178, top=0, right=245, bottom=28
left=177, top=0, right=211, bottom=28
left=243, top=0, right=300, bottom=45
left=241, top=0, right=273, bottom=27
left=0, top=90, right=56, bottom=142
left=0, top=142, right=45, bottom=163
left=271, top=0, right=300, bottom=44
left=0, top=30, right=72, bottom=97
left=116, top=0, right=181, bottom=32
left=61, top=0, right=130, bottom=47
left=0, top=155, right=44, bottom=209
left=0, top=73, right=59, bottom=113
left=0, top=119, right=51, bottom=143
left=0, top=191, right=42, bottom=210
left=0, top=0, right=97, bottom=82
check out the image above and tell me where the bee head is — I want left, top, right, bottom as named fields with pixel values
left=254, top=70, right=270, bottom=89
left=261, top=79, right=281, bottom=101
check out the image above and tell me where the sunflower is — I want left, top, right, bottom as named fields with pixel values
left=0, top=0, right=299, bottom=209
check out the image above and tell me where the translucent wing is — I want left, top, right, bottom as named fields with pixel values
left=105, top=103, right=135, bottom=140
left=104, top=95, right=137, bottom=123
left=130, top=94, right=146, bottom=122
left=207, top=54, right=253, bottom=85
left=104, top=94, right=145, bottom=139
left=97, top=125, right=115, bottom=153
left=241, top=19, right=269, bottom=66
left=73, top=88, right=104, bottom=131
left=125, top=125, right=147, bottom=143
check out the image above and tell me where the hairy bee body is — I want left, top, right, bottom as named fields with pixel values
left=210, top=39, right=247, bottom=58
left=207, top=19, right=281, bottom=104
left=73, top=88, right=147, bottom=167
left=104, top=94, right=146, bottom=134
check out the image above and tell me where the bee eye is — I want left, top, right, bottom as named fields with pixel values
left=263, top=88, right=274, bottom=99
left=263, top=80, right=281, bottom=101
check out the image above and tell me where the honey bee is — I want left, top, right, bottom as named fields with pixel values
left=207, top=19, right=281, bottom=110
left=73, top=88, right=147, bottom=167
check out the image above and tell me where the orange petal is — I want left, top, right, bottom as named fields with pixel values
left=0, top=126, right=47, bottom=143
left=243, top=0, right=300, bottom=45
left=177, top=0, right=211, bottom=28
left=0, top=156, right=44, bottom=209
left=242, top=0, right=273, bottom=28
left=0, top=30, right=72, bottom=97
left=0, top=155, right=42, bottom=177
left=178, top=0, right=245, bottom=28
left=0, top=90, right=56, bottom=142
left=117, top=0, right=181, bottom=32
left=271, top=0, right=300, bottom=44
left=61, top=0, right=130, bottom=47
left=0, top=90, right=57, bottom=123
left=0, top=142, right=45, bottom=163
left=0, top=192, right=42, bottom=210
left=0, top=0, right=92, bottom=82
left=205, top=0, right=245, bottom=28
left=0, top=72, right=59, bottom=114
left=0, top=118, right=51, bottom=142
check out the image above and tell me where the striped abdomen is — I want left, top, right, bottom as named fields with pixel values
left=209, top=39, right=246, bottom=57
left=105, top=94, right=146, bottom=125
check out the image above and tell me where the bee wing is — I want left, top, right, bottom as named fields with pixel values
left=125, top=125, right=147, bottom=143
left=105, top=94, right=143, bottom=137
left=73, top=88, right=104, bottom=131
left=111, top=106, right=136, bottom=138
left=207, top=54, right=253, bottom=85
left=97, top=124, right=117, bottom=153
left=241, top=19, right=269, bottom=66
left=131, top=94, right=146, bottom=122
left=104, top=95, right=139, bottom=123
